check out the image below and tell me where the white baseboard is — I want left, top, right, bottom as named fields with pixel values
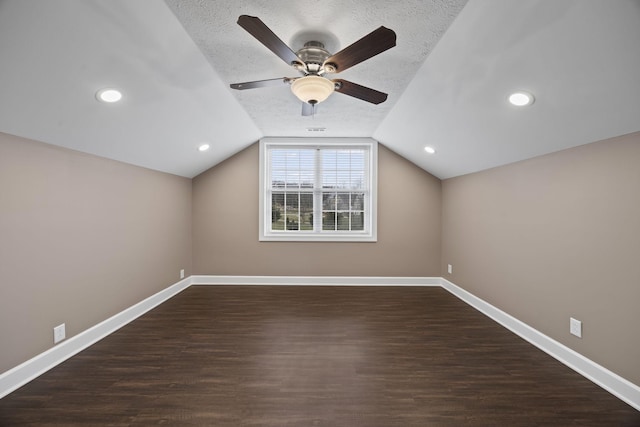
left=0, top=275, right=436, bottom=400
left=2, top=275, right=638, bottom=413
left=191, top=275, right=441, bottom=286
left=440, top=278, right=640, bottom=412
left=0, top=277, right=191, bottom=399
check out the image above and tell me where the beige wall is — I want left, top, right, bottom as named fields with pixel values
left=441, top=132, right=640, bottom=384
left=4, top=127, right=638, bottom=391
left=192, top=143, right=442, bottom=276
left=0, top=132, right=192, bottom=374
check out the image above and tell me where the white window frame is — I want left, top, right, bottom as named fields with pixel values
left=259, top=137, right=377, bottom=242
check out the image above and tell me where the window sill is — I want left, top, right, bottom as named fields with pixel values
left=259, top=232, right=377, bottom=242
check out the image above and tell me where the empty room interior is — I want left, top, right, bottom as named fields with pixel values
left=1, top=0, right=639, bottom=425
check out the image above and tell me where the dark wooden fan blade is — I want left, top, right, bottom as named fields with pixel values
left=333, top=79, right=388, bottom=104
left=324, top=27, right=396, bottom=73
left=301, top=102, right=314, bottom=116
left=237, top=15, right=302, bottom=66
left=230, top=77, right=294, bottom=90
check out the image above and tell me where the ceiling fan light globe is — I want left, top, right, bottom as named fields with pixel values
left=291, top=75, right=334, bottom=104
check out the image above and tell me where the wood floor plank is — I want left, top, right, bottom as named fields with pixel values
left=1, top=286, right=638, bottom=426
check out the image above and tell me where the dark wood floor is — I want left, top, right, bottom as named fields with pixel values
left=1, top=286, right=638, bottom=426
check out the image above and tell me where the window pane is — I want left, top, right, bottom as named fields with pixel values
left=351, top=192, right=364, bottom=210
left=337, top=212, right=350, bottom=231
left=300, top=193, right=313, bottom=212
left=323, top=192, right=336, bottom=210
left=337, top=193, right=349, bottom=210
left=285, top=213, right=299, bottom=230
left=286, top=194, right=299, bottom=230
left=271, top=193, right=284, bottom=230
left=285, top=192, right=299, bottom=210
left=351, top=212, right=364, bottom=230
left=300, top=193, right=313, bottom=230
left=322, top=212, right=336, bottom=230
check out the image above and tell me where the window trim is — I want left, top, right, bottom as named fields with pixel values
left=259, top=137, right=378, bottom=242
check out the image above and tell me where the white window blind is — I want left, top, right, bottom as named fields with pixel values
left=259, top=138, right=377, bottom=242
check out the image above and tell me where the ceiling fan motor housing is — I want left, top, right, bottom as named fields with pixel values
left=295, top=41, right=334, bottom=75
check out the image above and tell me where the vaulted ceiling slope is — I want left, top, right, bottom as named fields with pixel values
left=1, top=0, right=639, bottom=179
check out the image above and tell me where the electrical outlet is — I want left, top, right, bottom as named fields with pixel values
left=53, top=323, right=66, bottom=344
left=570, top=317, right=582, bottom=338
left=180, top=269, right=185, bottom=279
left=447, top=264, right=453, bottom=274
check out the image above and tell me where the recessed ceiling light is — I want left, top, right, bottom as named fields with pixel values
left=424, top=146, right=436, bottom=154
left=198, top=144, right=210, bottom=152
left=96, top=88, right=122, bottom=103
left=508, top=91, right=534, bottom=107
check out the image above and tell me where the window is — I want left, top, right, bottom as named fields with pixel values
left=259, top=138, right=377, bottom=242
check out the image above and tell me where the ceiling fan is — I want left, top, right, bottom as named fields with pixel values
left=230, top=15, right=397, bottom=116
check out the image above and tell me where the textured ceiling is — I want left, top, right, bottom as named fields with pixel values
left=0, top=1, right=639, bottom=179
left=165, top=0, right=467, bottom=138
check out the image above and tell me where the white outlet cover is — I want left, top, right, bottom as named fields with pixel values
left=570, top=317, right=582, bottom=338
left=447, top=264, right=453, bottom=274
left=53, top=323, right=66, bottom=344
left=180, top=269, right=185, bottom=279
